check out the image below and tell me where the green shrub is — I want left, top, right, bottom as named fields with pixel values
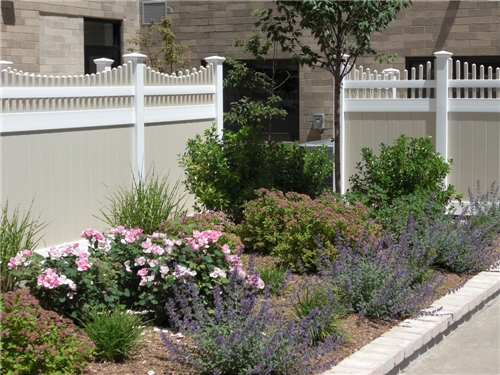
left=347, top=135, right=460, bottom=229
left=0, top=289, right=95, bottom=375
left=9, top=225, right=259, bottom=324
left=161, top=210, right=243, bottom=252
left=79, top=305, right=147, bottom=362
left=179, top=124, right=332, bottom=222
left=236, top=189, right=378, bottom=271
left=1, top=200, right=47, bottom=292
left=99, top=168, right=187, bottom=234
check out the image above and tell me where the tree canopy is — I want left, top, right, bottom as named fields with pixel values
left=256, top=0, right=412, bottom=192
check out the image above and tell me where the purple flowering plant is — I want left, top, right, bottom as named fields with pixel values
left=162, top=268, right=341, bottom=375
left=9, top=223, right=263, bottom=322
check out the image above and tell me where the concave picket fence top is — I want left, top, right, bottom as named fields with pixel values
left=344, top=57, right=500, bottom=99
left=0, top=60, right=215, bottom=113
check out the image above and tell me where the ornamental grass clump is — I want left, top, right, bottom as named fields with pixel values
left=413, top=182, right=500, bottom=274
left=0, top=199, right=47, bottom=292
left=8, top=224, right=259, bottom=324
left=236, top=188, right=378, bottom=271
left=98, top=168, right=187, bottom=235
left=0, top=288, right=95, bottom=375
left=163, top=270, right=341, bottom=375
left=79, top=305, right=147, bottom=362
left=319, top=227, right=443, bottom=320
left=292, top=282, right=347, bottom=344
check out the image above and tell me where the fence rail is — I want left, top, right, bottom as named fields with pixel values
left=340, top=50, right=500, bottom=198
left=0, top=54, right=225, bottom=248
left=1, top=54, right=225, bottom=180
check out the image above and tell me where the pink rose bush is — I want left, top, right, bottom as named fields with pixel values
left=8, top=223, right=263, bottom=322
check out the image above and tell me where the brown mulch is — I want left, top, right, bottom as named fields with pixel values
left=86, top=266, right=470, bottom=375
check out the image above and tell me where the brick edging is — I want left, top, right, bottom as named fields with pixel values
left=321, top=266, right=500, bottom=375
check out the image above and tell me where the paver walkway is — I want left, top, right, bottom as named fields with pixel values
left=321, top=266, right=500, bottom=375
left=401, top=294, right=500, bottom=375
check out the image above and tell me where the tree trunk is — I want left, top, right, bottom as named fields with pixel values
left=333, top=75, right=342, bottom=194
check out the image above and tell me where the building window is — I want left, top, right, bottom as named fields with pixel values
left=84, top=18, right=121, bottom=75
left=220, top=59, right=300, bottom=142
left=406, top=56, right=499, bottom=98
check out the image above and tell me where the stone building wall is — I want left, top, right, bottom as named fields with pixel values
left=165, top=0, right=499, bottom=143
left=0, top=0, right=139, bottom=75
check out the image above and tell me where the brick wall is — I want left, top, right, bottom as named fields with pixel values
left=163, top=0, right=499, bottom=143
left=0, top=0, right=140, bottom=75
left=357, top=0, right=500, bottom=71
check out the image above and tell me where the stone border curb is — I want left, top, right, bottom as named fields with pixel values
left=321, top=265, right=500, bottom=375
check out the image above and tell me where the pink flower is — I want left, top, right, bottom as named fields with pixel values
left=148, top=259, right=159, bottom=267
left=81, top=228, right=104, bottom=241
left=209, top=267, right=227, bottom=278
left=174, top=265, right=197, bottom=278
left=149, top=245, right=164, bottom=255
left=221, top=244, right=231, bottom=254
left=139, top=275, right=155, bottom=286
left=124, top=260, right=132, bottom=272
left=37, top=269, right=60, bottom=289
left=141, top=239, right=152, bottom=249
left=226, top=255, right=242, bottom=268
left=134, top=257, right=146, bottom=266
left=203, top=230, right=221, bottom=242
left=108, top=225, right=126, bottom=235
left=75, top=258, right=90, bottom=271
left=21, top=250, right=33, bottom=257
left=247, top=274, right=265, bottom=289
left=137, top=268, right=149, bottom=276
left=159, top=265, right=169, bottom=275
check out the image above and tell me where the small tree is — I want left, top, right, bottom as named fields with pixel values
left=127, top=17, right=191, bottom=74
left=257, top=0, right=412, bottom=192
left=224, top=33, right=296, bottom=140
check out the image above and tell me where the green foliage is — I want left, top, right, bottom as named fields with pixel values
left=224, top=33, right=293, bottom=138
left=411, top=182, right=500, bottom=274
left=127, top=17, right=190, bottom=74
left=292, top=284, right=346, bottom=344
left=256, top=0, right=413, bottom=192
left=0, top=289, right=95, bottom=375
left=256, top=262, right=289, bottom=296
left=9, top=225, right=249, bottom=324
left=98, top=168, right=187, bottom=235
left=1, top=200, right=47, bottom=292
left=79, top=305, right=147, bottom=362
left=236, top=189, right=377, bottom=270
left=179, top=124, right=332, bottom=222
left=347, top=135, right=460, bottom=229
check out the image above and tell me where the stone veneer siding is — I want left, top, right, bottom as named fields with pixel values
left=0, top=0, right=139, bottom=75
left=165, top=0, right=499, bottom=143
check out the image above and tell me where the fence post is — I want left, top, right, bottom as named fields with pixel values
left=205, top=56, right=226, bottom=137
left=0, top=60, right=13, bottom=71
left=382, top=68, right=399, bottom=98
left=339, top=54, right=350, bottom=194
left=434, top=50, right=453, bottom=186
left=123, top=53, right=147, bottom=182
left=94, top=58, right=114, bottom=73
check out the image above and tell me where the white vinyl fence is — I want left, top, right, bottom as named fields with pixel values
left=0, top=54, right=225, bottom=248
left=340, top=50, right=500, bottom=201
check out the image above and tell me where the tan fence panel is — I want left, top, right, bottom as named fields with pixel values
left=1, top=126, right=133, bottom=248
left=344, top=112, right=436, bottom=190
left=448, top=112, right=500, bottom=196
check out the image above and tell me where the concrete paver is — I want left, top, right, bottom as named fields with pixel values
left=400, top=294, right=500, bottom=375
left=322, top=267, right=500, bottom=375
